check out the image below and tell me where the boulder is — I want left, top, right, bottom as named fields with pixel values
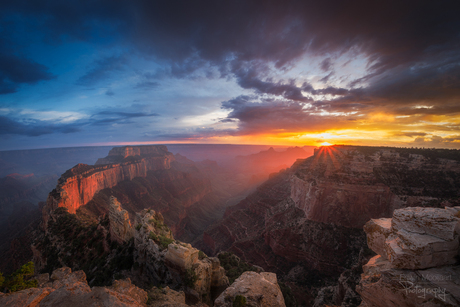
left=165, top=242, right=199, bottom=270
left=148, top=286, right=189, bottom=307
left=363, top=218, right=392, bottom=259
left=0, top=267, right=148, bottom=307
left=214, top=271, right=286, bottom=307
left=392, top=207, right=460, bottom=241
left=357, top=256, right=460, bottom=307
left=0, top=287, right=53, bottom=307
left=363, top=207, right=460, bottom=270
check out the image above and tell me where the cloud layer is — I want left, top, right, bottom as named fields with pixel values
left=1, top=0, right=459, bottom=149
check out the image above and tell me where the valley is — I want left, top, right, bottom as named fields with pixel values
left=0, top=144, right=459, bottom=306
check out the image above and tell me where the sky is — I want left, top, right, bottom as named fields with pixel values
left=1, top=0, right=460, bottom=150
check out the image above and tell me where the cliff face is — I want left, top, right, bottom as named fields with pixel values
left=201, top=145, right=460, bottom=304
left=291, top=146, right=460, bottom=228
left=43, top=145, right=174, bottom=226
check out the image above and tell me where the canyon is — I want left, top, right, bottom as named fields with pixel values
left=2, top=144, right=460, bottom=306
left=201, top=145, right=460, bottom=305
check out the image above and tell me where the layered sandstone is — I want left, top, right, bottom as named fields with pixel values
left=357, top=207, right=460, bottom=306
left=364, top=207, right=460, bottom=269
left=201, top=145, right=460, bottom=305
left=214, top=271, right=286, bottom=307
left=291, top=146, right=460, bottom=228
left=109, top=196, right=134, bottom=244
left=43, top=145, right=174, bottom=227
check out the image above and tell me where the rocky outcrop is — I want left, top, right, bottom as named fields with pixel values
left=357, top=207, right=460, bottom=306
left=290, top=146, right=460, bottom=229
left=364, top=207, right=460, bottom=269
left=214, top=271, right=286, bottom=307
left=96, top=145, right=171, bottom=165
left=109, top=196, right=134, bottom=244
left=0, top=267, right=148, bottom=307
left=43, top=145, right=174, bottom=226
left=148, top=286, right=189, bottom=307
left=133, top=208, right=228, bottom=304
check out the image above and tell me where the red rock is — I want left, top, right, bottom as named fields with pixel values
left=42, top=145, right=175, bottom=227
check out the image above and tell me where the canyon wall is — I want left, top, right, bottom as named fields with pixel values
left=291, top=146, right=460, bottom=228
left=43, top=145, right=174, bottom=226
left=201, top=145, right=460, bottom=303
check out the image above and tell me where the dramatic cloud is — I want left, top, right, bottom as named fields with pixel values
left=0, top=109, right=159, bottom=137
left=0, top=116, right=80, bottom=136
left=0, top=52, right=55, bottom=94
left=1, top=0, right=460, bottom=149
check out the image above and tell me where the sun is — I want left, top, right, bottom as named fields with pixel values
left=320, top=142, right=333, bottom=146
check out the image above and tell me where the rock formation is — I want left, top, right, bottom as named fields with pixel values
left=291, top=146, right=460, bottom=228
left=109, top=196, right=134, bottom=244
left=357, top=206, right=460, bottom=306
left=133, top=208, right=229, bottom=304
left=201, top=145, right=460, bottom=304
left=0, top=267, right=148, bottom=307
left=43, top=145, right=174, bottom=224
left=364, top=207, right=460, bottom=270
left=214, top=271, right=286, bottom=307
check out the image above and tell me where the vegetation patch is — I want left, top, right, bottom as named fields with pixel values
left=183, top=267, right=198, bottom=287
left=233, top=295, right=247, bottom=307
left=218, top=252, right=258, bottom=284
left=0, top=262, right=37, bottom=293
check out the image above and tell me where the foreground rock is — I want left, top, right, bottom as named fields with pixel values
left=133, top=208, right=228, bottom=305
left=0, top=267, right=148, bottom=307
left=214, top=271, right=286, bottom=307
left=358, top=256, right=460, bottom=307
left=364, top=207, right=460, bottom=270
left=357, top=207, right=460, bottom=306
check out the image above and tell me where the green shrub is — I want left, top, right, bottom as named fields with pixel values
left=3, top=262, right=38, bottom=293
left=183, top=268, right=198, bottom=287
left=233, top=295, right=247, bottom=307
left=149, top=231, right=158, bottom=242
left=218, top=252, right=258, bottom=284
left=158, top=235, right=173, bottom=250
left=135, top=223, right=142, bottom=231
left=198, top=250, right=207, bottom=260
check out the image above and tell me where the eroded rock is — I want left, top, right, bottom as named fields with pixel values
left=0, top=267, right=147, bottom=307
left=109, top=196, right=134, bottom=244
left=364, top=207, right=460, bottom=270
left=214, top=271, right=285, bottom=307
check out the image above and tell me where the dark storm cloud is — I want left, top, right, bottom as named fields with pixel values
left=76, top=55, right=127, bottom=86
left=221, top=95, right=345, bottom=135
left=0, top=116, right=80, bottom=136
left=231, top=61, right=312, bottom=103
left=3, top=0, right=460, bottom=139
left=0, top=52, right=55, bottom=94
left=0, top=109, right=159, bottom=136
